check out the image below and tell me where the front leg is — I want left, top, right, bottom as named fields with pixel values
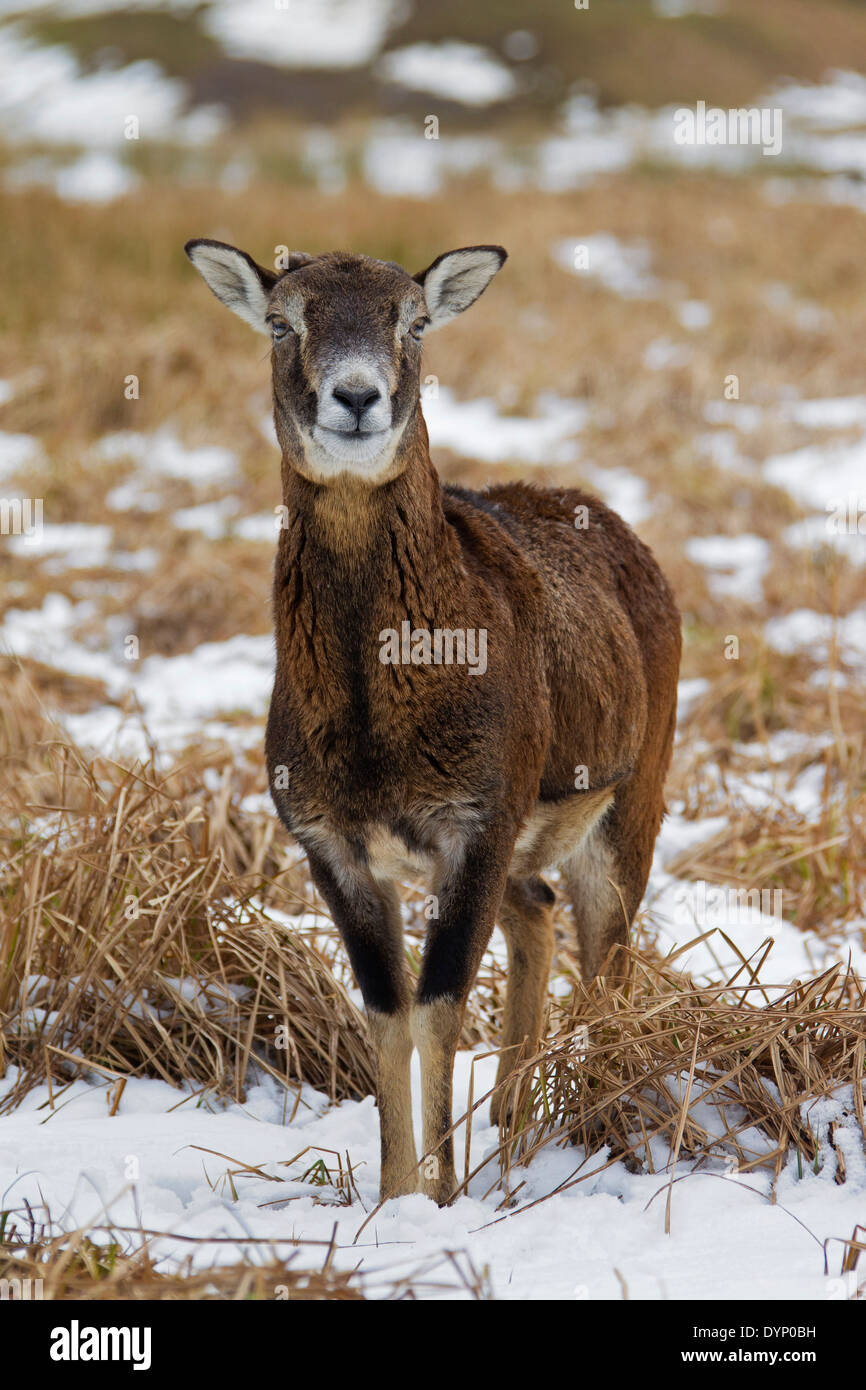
left=411, top=821, right=516, bottom=1205
left=304, top=844, right=418, bottom=1202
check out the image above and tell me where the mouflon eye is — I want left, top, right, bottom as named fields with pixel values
left=409, top=317, right=428, bottom=340
left=269, top=318, right=292, bottom=340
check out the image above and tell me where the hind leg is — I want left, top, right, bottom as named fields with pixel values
left=563, top=822, right=633, bottom=981
left=489, top=875, right=555, bottom=1127
left=565, top=721, right=674, bottom=981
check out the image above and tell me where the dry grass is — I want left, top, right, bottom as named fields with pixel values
left=0, top=1220, right=365, bottom=1300
left=0, top=669, right=376, bottom=1112
left=0, top=1206, right=492, bottom=1299
left=439, top=946, right=866, bottom=1214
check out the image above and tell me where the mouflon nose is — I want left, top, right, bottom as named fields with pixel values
left=332, top=383, right=381, bottom=423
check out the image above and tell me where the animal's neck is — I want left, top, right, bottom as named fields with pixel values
left=276, top=406, right=461, bottom=629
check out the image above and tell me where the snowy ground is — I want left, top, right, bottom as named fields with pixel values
left=2, top=1055, right=862, bottom=1300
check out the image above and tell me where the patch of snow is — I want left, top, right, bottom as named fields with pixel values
left=0, top=1055, right=863, bottom=1301
left=642, top=337, right=693, bottom=371
left=676, top=299, right=712, bottom=330
left=762, top=282, right=833, bottom=332
left=204, top=0, right=400, bottom=69
left=112, top=548, right=160, bottom=572
left=376, top=42, right=517, bottom=107
left=764, top=607, right=866, bottom=670
left=676, top=676, right=709, bottom=721
left=96, top=430, right=239, bottom=484
left=6, top=521, right=112, bottom=568
left=534, top=96, right=641, bottom=192
left=423, top=389, right=587, bottom=466
left=686, top=533, right=770, bottom=601
left=764, top=439, right=866, bottom=510
left=5, top=151, right=139, bottom=202
left=783, top=516, right=866, bottom=567
left=0, top=431, right=42, bottom=479
left=653, top=0, right=720, bottom=14
left=703, top=401, right=764, bottom=432
left=769, top=70, right=866, bottom=129
left=649, top=867, right=866, bottom=986
left=362, top=120, right=499, bottom=197
left=235, top=511, right=282, bottom=542
left=174, top=497, right=241, bottom=539
left=581, top=466, right=652, bottom=527
left=551, top=234, right=664, bottom=299
left=779, top=396, right=866, bottom=429
left=0, top=591, right=274, bottom=756
left=695, top=430, right=752, bottom=473
left=105, top=478, right=164, bottom=513
left=0, top=26, right=223, bottom=147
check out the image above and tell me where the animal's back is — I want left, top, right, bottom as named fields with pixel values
left=443, top=481, right=681, bottom=797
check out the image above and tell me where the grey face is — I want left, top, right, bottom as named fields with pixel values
left=185, top=239, right=508, bottom=485
left=266, top=254, right=429, bottom=482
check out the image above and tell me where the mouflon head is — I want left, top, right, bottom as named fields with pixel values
left=184, top=239, right=507, bottom=486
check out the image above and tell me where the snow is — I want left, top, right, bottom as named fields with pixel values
left=6, top=521, right=113, bottom=568
left=762, top=282, right=833, bottom=332
left=362, top=121, right=498, bottom=197
left=676, top=677, right=709, bottom=721
left=783, top=515, right=866, bottom=566
left=173, top=497, right=241, bottom=539
left=765, top=439, right=866, bottom=509
left=686, top=533, right=771, bottom=601
left=96, top=429, right=239, bottom=484
left=676, top=299, right=713, bottom=330
left=695, top=429, right=751, bottom=474
left=203, top=0, right=400, bottom=69
left=642, top=336, right=693, bottom=371
left=0, top=1056, right=862, bottom=1300
left=376, top=42, right=517, bottom=107
left=704, top=401, right=764, bottom=432
left=423, top=389, right=587, bottom=466
left=0, top=430, right=42, bottom=478
left=551, top=234, right=664, bottom=299
left=770, top=69, right=866, bottom=129
left=235, top=511, right=283, bottom=543
left=580, top=466, right=652, bottom=527
left=764, top=607, right=866, bottom=672
left=5, top=19, right=866, bottom=205
left=5, top=151, right=140, bottom=203
left=0, top=26, right=223, bottom=147
left=779, top=395, right=866, bottom=429
left=0, top=592, right=274, bottom=758
left=653, top=0, right=720, bottom=14
left=649, top=869, right=866, bottom=983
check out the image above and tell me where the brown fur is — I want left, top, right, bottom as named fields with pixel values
left=184, top=240, right=682, bottom=1204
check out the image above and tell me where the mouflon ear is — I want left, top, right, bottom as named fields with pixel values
left=184, top=239, right=313, bottom=335
left=413, top=245, right=507, bottom=332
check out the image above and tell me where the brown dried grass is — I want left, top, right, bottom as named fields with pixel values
left=454, top=946, right=866, bottom=1212
left=0, top=670, right=376, bottom=1112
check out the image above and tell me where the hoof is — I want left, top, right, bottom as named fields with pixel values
left=378, top=1170, right=420, bottom=1203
